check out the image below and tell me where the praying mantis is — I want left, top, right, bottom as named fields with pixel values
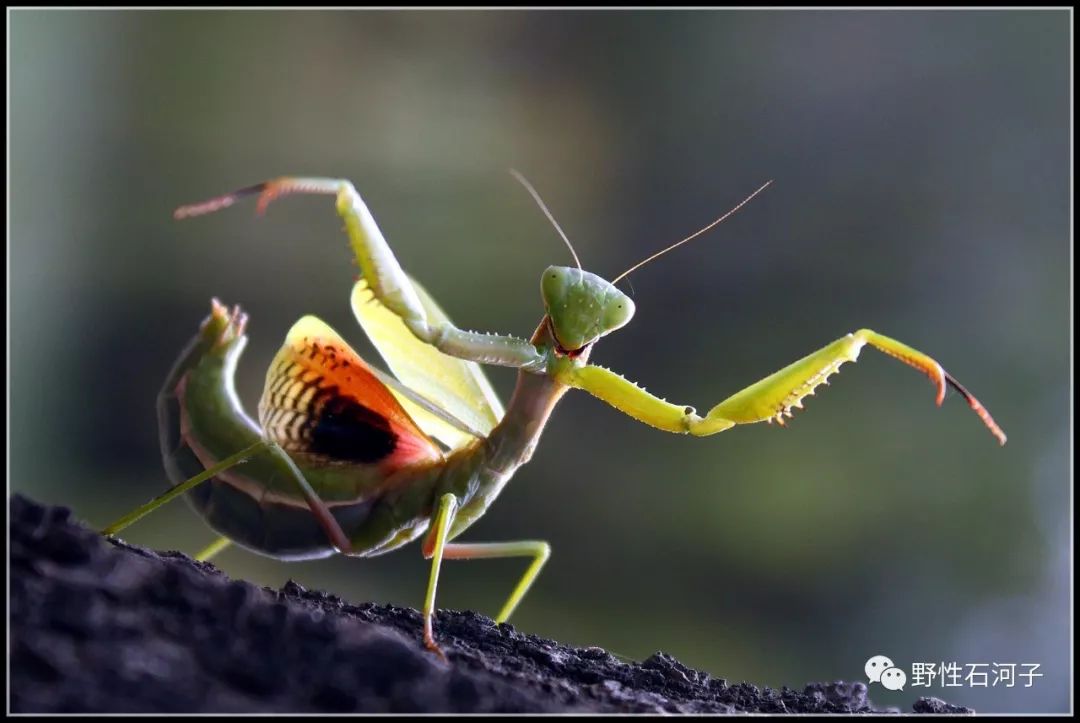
left=103, top=174, right=1006, bottom=658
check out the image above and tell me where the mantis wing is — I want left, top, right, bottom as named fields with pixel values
left=260, top=315, right=443, bottom=469
left=350, top=277, right=505, bottom=450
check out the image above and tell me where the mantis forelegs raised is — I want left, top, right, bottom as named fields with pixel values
left=175, top=178, right=547, bottom=371
left=419, top=493, right=552, bottom=659
left=559, top=329, right=1007, bottom=444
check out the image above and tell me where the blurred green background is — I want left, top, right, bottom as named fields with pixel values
left=10, top=9, right=1069, bottom=713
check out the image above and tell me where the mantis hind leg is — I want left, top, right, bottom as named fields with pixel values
left=419, top=492, right=551, bottom=658
left=194, top=535, right=233, bottom=562
left=102, top=438, right=355, bottom=555
left=101, top=440, right=269, bottom=536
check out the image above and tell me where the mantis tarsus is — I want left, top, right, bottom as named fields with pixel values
left=103, top=174, right=1006, bottom=658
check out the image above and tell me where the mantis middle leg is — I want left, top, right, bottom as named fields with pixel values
left=420, top=493, right=552, bottom=658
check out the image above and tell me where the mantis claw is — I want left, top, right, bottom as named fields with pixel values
left=251, top=179, right=328, bottom=216
left=944, top=372, right=1007, bottom=446
left=858, top=330, right=947, bottom=407
left=174, top=183, right=266, bottom=220
left=174, top=178, right=342, bottom=221
left=857, top=330, right=1004, bottom=443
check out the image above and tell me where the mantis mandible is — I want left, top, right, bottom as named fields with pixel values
left=103, top=174, right=1006, bottom=658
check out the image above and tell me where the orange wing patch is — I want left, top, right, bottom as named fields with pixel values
left=259, top=316, right=443, bottom=470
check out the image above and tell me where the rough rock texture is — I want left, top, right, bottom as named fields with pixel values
left=9, top=494, right=972, bottom=713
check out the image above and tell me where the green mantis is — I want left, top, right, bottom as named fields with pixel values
left=103, top=174, right=1006, bottom=658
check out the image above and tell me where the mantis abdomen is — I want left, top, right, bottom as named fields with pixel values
left=155, top=300, right=563, bottom=562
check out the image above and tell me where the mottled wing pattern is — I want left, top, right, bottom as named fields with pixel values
left=259, top=315, right=443, bottom=470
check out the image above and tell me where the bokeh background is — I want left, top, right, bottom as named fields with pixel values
left=10, top=9, right=1070, bottom=713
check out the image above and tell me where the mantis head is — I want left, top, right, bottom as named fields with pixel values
left=541, top=265, right=635, bottom=353
left=513, top=170, right=771, bottom=355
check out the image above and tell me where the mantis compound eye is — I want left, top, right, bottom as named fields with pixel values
left=600, top=292, right=635, bottom=334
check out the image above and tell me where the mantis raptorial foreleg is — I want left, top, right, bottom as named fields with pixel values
left=175, top=178, right=547, bottom=371
left=419, top=492, right=552, bottom=659
left=560, top=329, right=1007, bottom=444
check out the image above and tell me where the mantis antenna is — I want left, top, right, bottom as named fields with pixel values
left=611, top=179, right=774, bottom=284
left=510, top=169, right=582, bottom=270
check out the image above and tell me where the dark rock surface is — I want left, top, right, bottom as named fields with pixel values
left=9, top=494, right=972, bottom=713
